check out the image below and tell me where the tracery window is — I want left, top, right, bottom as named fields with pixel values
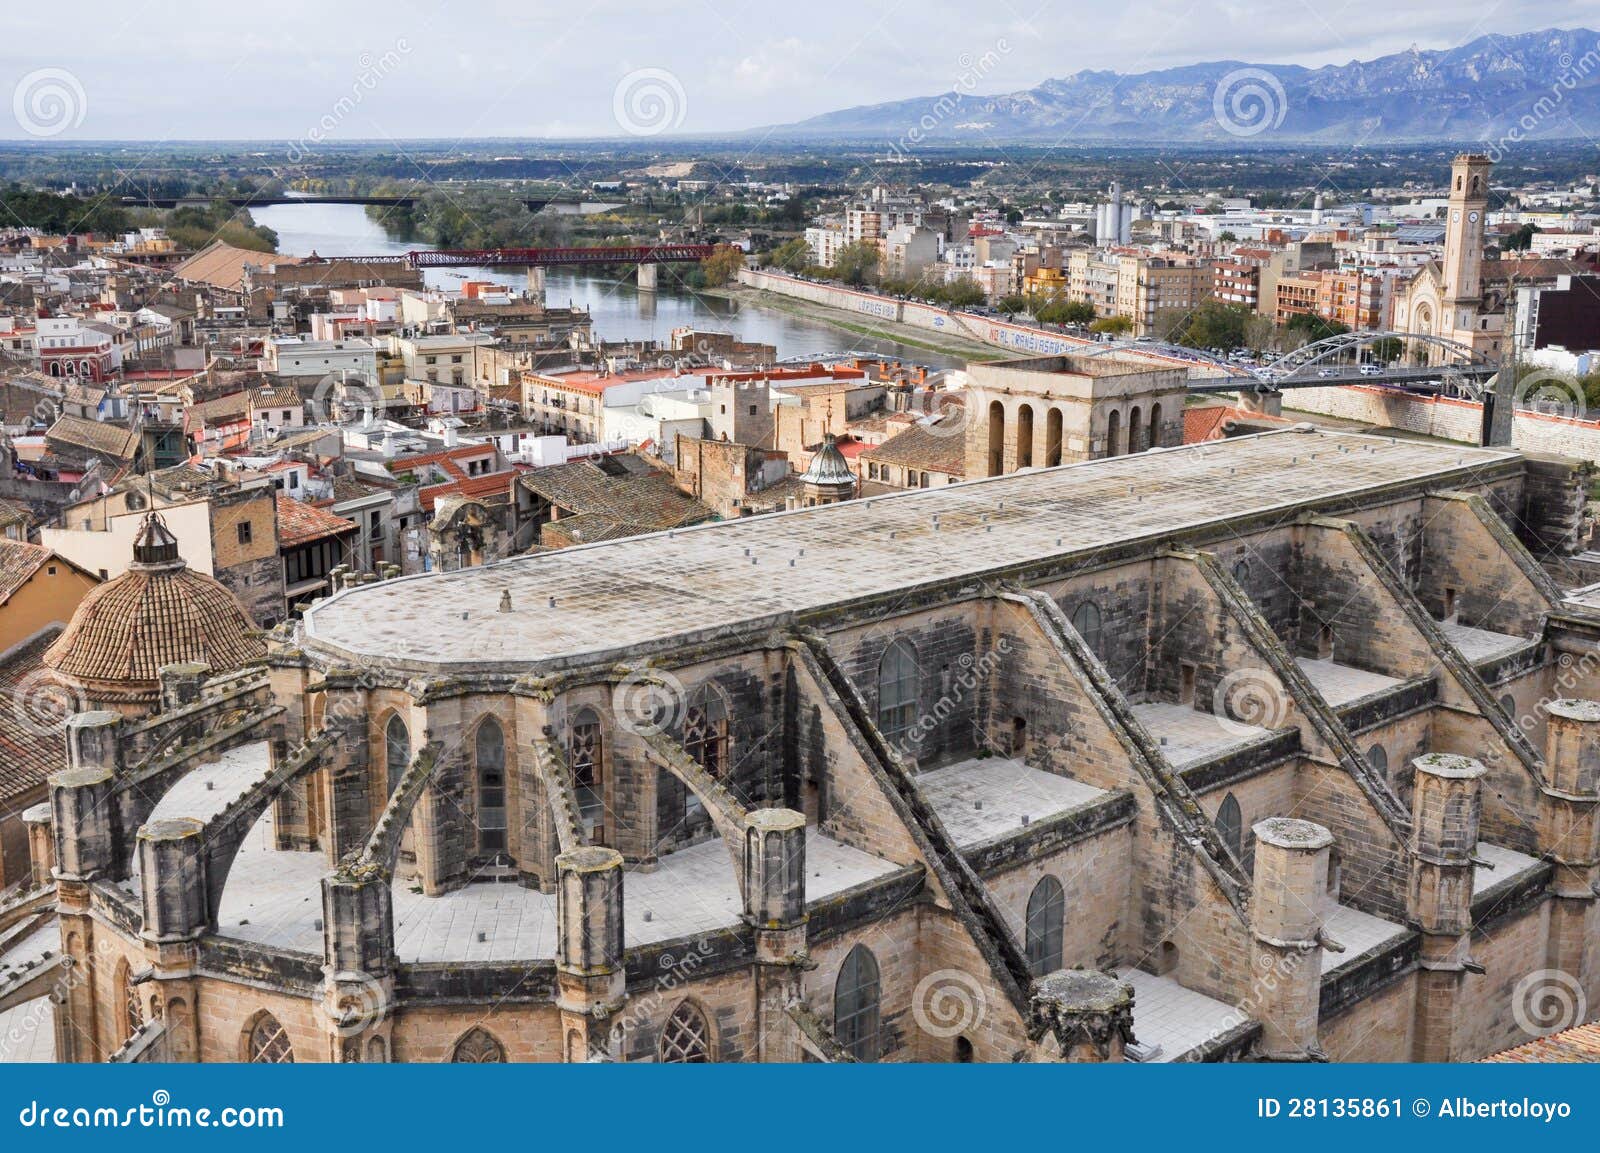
left=120, top=963, right=143, bottom=1043
left=568, top=707, right=605, bottom=841
left=658, top=1001, right=713, bottom=1063
left=683, top=685, right=730, bottom=778
left=451, top=1027, right=505, bottom=1063
left=247, top=1013, right=294, bottom=1063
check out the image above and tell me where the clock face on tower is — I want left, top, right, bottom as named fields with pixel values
left=1452, top=211, right=1461, bottom=223
left=1468, top=211, right=1480, bottom=224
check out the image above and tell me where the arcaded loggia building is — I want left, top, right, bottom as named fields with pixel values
left=8, top=424, right=1600, bottom=1065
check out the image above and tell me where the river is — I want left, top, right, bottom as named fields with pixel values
left=249, top=202, right=960, bottom=367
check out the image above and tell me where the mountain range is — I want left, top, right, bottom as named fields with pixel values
left=764, top=27, right=1600, bottom=145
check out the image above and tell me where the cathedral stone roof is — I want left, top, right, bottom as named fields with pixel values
left=43, top=513, right=264, bottom=693
left=302, top=429, right=1521, bottom=673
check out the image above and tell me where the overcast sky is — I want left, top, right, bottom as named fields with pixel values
left=0, top=1, right=1591, bottom=141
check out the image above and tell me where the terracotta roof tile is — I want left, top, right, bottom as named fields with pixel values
left=275, top=494, right=356, bottom=548
left=1483, top=1021, right=1600, bottom=1062
left=861, top=418, right=966, bottom=476
left=0, top=540, right=86, bottom=606
left=43, top=538, right=263, bottom=697
left=0, top=629, right=70, bottom=803
left=43, top=414, right=140, bottom=461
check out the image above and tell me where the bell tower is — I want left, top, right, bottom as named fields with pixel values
left=1441, top=154, right=1491, bottom=323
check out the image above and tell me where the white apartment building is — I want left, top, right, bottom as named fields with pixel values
left=263, top=336, right=379, bottom=381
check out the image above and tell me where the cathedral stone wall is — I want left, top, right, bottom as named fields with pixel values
left=1320, top=965, right=1418, bottom=1062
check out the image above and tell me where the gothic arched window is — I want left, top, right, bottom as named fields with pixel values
left=1071, top=601, right=1104, bottom=657
left=1216, top=792, right=1243, bottom=862
left=1024, top=876, right=1066, bottom=976
left=120, top=962, right=143, bottom=1043
left=384, top=714, right=409, bottom=796
left=834, top=944, right=882, bottom=1062
left=876, top=640, right=919, bottom=744
left=475, top=717, right=507, bottom=855
left=451, top=1027, right=505, bottom=1063
left=658, top=1001, right=713, bottom=1063
left=683, top=684, right=731, bottom=778
left=247, top=1013, right=294, bottom=1063
left=568, top=708, right=604, bottom=841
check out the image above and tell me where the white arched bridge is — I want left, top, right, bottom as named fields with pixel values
left=1080, top=331, right=1500, bottom=395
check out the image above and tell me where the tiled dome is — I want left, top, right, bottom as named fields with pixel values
left=44, top=513, right=264, bottom=699
left=799, top=434, right=855, bottom=488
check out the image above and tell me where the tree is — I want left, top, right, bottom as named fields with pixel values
left=1218, top=230, right=1238, bottom=244
left=1504, top=222, right=1539, bottom=252
left=1173, top=301, right=1250, bottom=351
left=1036, top=298, right=1096, bottom=326
left=1090, top=315, right=1134, bottom=336
left=1284, top=312, right=1349, bottom=344
left=831, top=240, right=882, bottom=286
left=1367, top=336, right=1404, bottom=364
left=996, top=294, right=1028, bottom=316
left=763, top=237, right=809, bottom=272
left=699, top=245, right=747, bottom=288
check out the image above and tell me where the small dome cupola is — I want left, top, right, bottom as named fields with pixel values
left=800, top=434, right=854, bottom=486
left=131, top=512, right=182, bottom=569
left=43, top=509, right=266, bottom=712
left=799, top=434, right=856, bottom=506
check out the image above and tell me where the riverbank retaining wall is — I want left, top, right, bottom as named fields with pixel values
left=1286, top=384, right=1600, bottom=460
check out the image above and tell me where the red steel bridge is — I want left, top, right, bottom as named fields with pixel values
left=307, top=244, right=720, bottom=270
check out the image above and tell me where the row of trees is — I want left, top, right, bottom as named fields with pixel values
left=366, top=185, right=563, bottom=250
left=0, top=185, right=279, bottom=252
